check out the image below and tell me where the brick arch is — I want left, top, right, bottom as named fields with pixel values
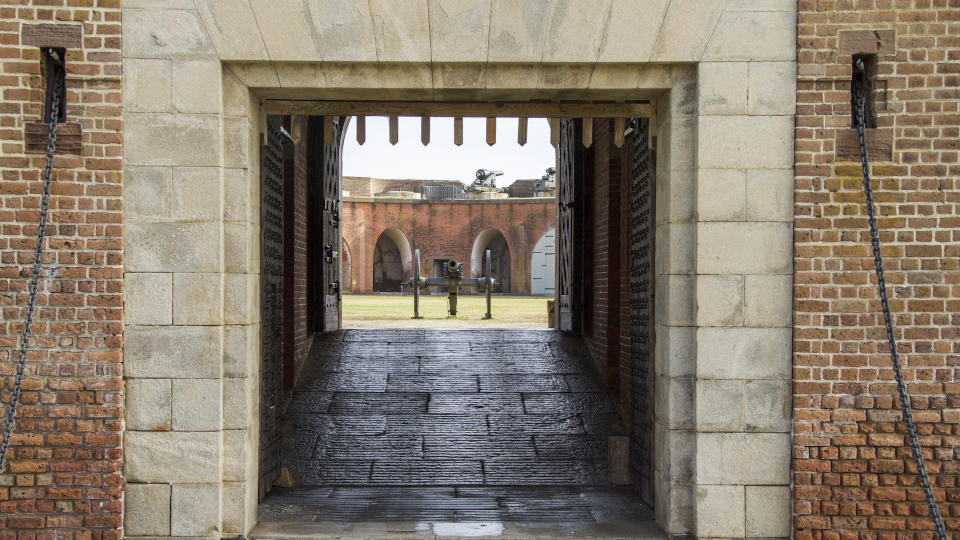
left=470, top=228, right=512, bottom=293
left=342, top=198, right=555, bottom=294
left=371, top=227, right=412, bottom=292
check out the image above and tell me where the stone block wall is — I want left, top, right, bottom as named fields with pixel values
left=0, top=2, right=123, bottom=539
left=794, top=2, right=960, bottom=537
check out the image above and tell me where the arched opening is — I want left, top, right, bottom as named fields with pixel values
left=341, top=239, right=353, bottom=292
left=372, top=227, right=411, bottom=292
left=530, top=228, right=556, bottom=296
left=471, top=228, right=511, bottom=293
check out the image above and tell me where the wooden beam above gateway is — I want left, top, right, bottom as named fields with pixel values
left=264, top=100, right=651, bottom=119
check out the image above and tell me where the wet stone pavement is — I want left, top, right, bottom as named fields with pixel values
left=254, top=329, right=665, bottom=539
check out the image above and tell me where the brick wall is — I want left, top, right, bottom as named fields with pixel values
left=582, top=119, right=634, bottom=418
left=794, top=2, right=959, bottom=537
left=284, top=117, right=311, bottom=388
left=341, top=197, right=555, bottom=295
left=0, top=3, right=123, bottom=540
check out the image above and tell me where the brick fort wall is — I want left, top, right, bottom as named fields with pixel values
left=794, top=2, right=959, bottom=537
left=341, top=195, right=556, bottom=296
left=0, top=3, right=124, bottom=540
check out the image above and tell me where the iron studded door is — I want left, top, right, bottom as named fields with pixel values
left=630, top=118, right=656, bottom=506
left=556, top=119, right=577, bottom=331
left=259, top=115, right=286, bottom=500
left=321, top=117, right=344, bottom=332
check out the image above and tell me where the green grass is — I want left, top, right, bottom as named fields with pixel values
left=342, top=293, right=551, bottom=328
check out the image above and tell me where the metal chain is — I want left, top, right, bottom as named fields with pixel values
left=0, top=49, right=62, bottom=473
left=853, top=62, right=948, bottom=540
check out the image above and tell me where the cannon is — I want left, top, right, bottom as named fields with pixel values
left=409, top=248, right=495, bottom=319
left=466, top=169, right=503, bottom=193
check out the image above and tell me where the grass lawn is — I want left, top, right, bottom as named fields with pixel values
left=342, top=293, right=551, bottom=328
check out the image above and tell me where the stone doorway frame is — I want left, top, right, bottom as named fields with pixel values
left=121, top=6, right=795, bottom=538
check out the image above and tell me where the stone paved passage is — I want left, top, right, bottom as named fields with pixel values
left=254, top=329, right=664, bottom=539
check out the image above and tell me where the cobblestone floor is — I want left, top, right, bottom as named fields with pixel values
left=253, top=329, right=664, bottom=539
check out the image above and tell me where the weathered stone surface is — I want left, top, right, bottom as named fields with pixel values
left=222, top=69, right=251, bottom=117
left=487, top=0, right=550, bottom=62
left=696, top=169, right=745, bottom=222
left=655, top=376, right=695, bottom=430
left=173, top=60, right=222, bottom=114
left=746, top=485, right=791, bottom=537
left=123, top=9, right=217, bottom=59
left=745, top=380, right=791, bottom=433
left=173, top=379, right=222, bottom=431
left=698, top=62, right=748, bottom=115
left=649, top=0, right=725, bottom=61
left=226, top=63, right=280, bottom=88
left=369, top=0, right=431, bottom=62
left=696, top=380, right=744, bottom=432
left=223, top=376, right=256, bottom=430
left=748, top=62, right=796, bottom=115
left=125, top=113, right=220, bottom=167
left=125, top=326, right=222, bottom=378
left=223, top=430, right=255, bottom=482
left=655, top=224, right=694, bottom=276
left=224, top=222, right=257, bottom=274
left=222, top=481, right=257, bottom=534
left=696, top=485, right=745, bottom=538
left=195, top=0, right=269, bottom=60
left=249, top=0, right=321, bottom=61
left=703, top=11, right=796, bottom=61
left=696, top=275, right=744, bottom=327
left=697, top=327, right=792, bottom=380
left=654, top=325, right=695, bottom=378
left=428, top=0, right=490, bottom=62
left=744, top=274, right=792, bottom=327
left=541, top=0, right=610, bottom=63
left=125, top=272, right=172, bottom=326
left=172, top=484, right=221, bottom=536
left=697, top=222, right=792, bottom=275
left=124, top=431, right=220, bottom=483
left=125, top=483, right=171, bottom=536
left=125, top=378, right=171, bottom=431
left=173, top=273, right=221, bottom=326
left=655, top=274, right=695, bottom=327
left=172, top=167, right=221, bottom=221
left=224, top=273, right=257, bottom=325
left=745, top=168, right=793, bottom=222
left=224, top=324, right=258, bottom=378
left=697, top=115, right=794, bottom=169
left=125, top=167, right=171, bottom=219
left=124, top=59, right=172, bottom=113
left=305, top=0, right=377, bottom=62
left=598, top=0, right=668, bottom=62
left=125, top=221, right=221, bottom=273
left=697, top=432, right=790, bottom=485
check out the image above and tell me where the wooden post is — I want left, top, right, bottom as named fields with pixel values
left=517, top=117, right=528, bottom=146
left=581, top=118, right=593, bottom=148
left=486, top=117, right=496, bottom=146
left=549, top=118, right=560, bottom=147
left=421, top=115, right=430, bottom=146
left=356, top=115, right=366, bottom=145
left=613, top=117, right=625, bottom=148
left=323, top=115, right=334, bottom=144
left=454, top=116, right=463, bottom=146
left=389, top=115, right=398, bottom=145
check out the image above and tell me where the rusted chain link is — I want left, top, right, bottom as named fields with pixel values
left=853, top=59, right=947, bottom=540
left=0, top=49, right=62, bottom=472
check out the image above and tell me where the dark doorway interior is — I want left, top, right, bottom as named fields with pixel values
left=373, top=231, right=403, bottom=292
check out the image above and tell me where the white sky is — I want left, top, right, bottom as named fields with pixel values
left=342, top=116, right=556, bottom=184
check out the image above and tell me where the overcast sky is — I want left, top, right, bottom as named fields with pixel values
left=342, top=116, right=556, bottom=184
